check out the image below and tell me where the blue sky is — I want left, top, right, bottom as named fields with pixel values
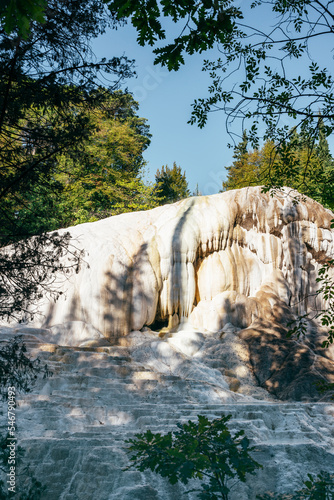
left=92, top=6, right=334, bottom=195
left=92, top=23, right=235, bottom=195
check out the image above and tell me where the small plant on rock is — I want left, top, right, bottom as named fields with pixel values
left=124, top=414, right=262, bottom=499
left=258, top=470, right=334, bottom=499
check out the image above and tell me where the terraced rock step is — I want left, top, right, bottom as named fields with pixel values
left=0, top=340, right=331, bottom=500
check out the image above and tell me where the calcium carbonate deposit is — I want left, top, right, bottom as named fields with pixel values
left=1, top=187, right=334, bottom=499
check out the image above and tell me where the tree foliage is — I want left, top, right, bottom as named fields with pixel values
left=107, top=0, right=241, bottom=70
left=125, top=414, right=262, bottom=499
left=314, top=256, right=334, bottom=347
left=222, top=131, right=271, bottom=192
left=223, top=129, right=334, bottom=348
left=154, top=162, right=190, bottom=205
left=106, top=0, right=334, bottom=189
left=0, top=233, right=84, bottom=321
left=0, top=337, right=49, bottom=400
left=222, top=127, right=334, bottom=209
left=0, top=0, right=47, bottom=38
left=0, top=0, right=135, bottom=319
left=0, top=0, right=133, bottom=239
left=0, top=337, right=50, bottom=498
left=188, top=1, right=334, bottom=140
left=15, top=90, right=155, bottom=229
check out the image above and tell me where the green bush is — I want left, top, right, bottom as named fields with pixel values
left=257, top=471, right=334, bottom=499
left=125, top=414, right=262, bottom=500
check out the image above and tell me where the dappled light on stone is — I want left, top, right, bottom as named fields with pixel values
left=6, top=186, right=332, bottom=400
left=1, top=187, right=334, bottom=498
left=15, top=187, right=334, bottom=338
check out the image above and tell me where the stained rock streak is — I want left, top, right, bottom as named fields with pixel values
left=28, top=187, right=334, bottom=341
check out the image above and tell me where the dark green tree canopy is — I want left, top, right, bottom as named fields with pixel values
left=154, top=162, right=190, bottom=204
left=0, top=0, right=47, bottom=38
left=39, top=90, right=154, bottom=227
left=0, top=0, right=135, bottom=320
left=0, top=0, right=134, bottom=242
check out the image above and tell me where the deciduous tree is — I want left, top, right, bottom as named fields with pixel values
left=125, top=414, right=262, bottom=500
left=0, top=0, right=133, bottom=319
left=17, top=90, right=155, bottom=228
left=222, top=129, right=334, bottom=209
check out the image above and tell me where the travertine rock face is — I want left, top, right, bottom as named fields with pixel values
left=8, top=186, right=334, bottom=400
left=1, top=188, right=334, bottom=499
left=0, top=327, right=333, bottom=500
left=27, top=187, right=334, bottom=339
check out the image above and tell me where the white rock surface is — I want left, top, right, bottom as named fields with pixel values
left=0, top=328, right=333, bottom=500
left=10, top=187, right=333, bottom=343
left=1, top=188, right=334, bottom=498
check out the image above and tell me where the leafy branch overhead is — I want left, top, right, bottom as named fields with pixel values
left=107, top=0, right=241, bottom=70
left=105, top=0, right=334, bottom=155
left=0, top=0, right=47, bottom=38
left=0, top=233, right=84, bottom=321
left=315, top=257, right=334, bottom=348
left=0, top=337, right=51, bottom=400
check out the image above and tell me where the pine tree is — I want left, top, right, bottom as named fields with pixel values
left=154, top=162, right=190, bottom=205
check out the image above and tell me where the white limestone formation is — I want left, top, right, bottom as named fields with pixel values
left=21, top=186, right=334, bottom=342
left=1, top=187, right=334, bottom=499
left=0, top=325, right=333, bottom=500
left=2, top=186, right=331, bottom=401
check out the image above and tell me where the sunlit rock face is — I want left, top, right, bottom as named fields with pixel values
left=31, top=187, right=334, bottom=336
left=14, top=186, right=334, bottom=400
